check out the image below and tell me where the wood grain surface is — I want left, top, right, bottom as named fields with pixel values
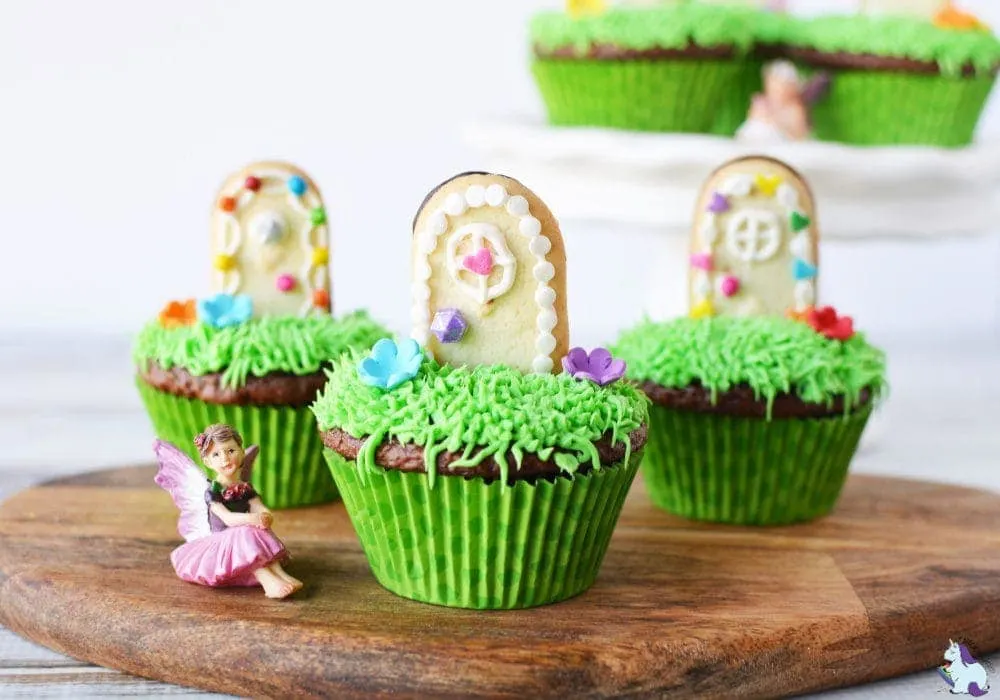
left=0, top=467, right=999, bottom=699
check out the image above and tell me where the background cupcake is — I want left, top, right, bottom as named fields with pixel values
left=613, top=313, right=886, bottom=526
left=313, top=172, right=648, bottom=609
left=135, top=161, right=390, bottom=509
left=530, top=2, right=761, bottom=134
left=779, top=10, right=1000, bottom=146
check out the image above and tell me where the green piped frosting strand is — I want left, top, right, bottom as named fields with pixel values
left=612, top=316, right=887, bottom=416
left=312, top=355, right=649, bottom=484
left=133, top=311, right=390, bottom=388
left=530, top=3, right=758, bottom=55
left=779, top=15, right=1000, bottom=77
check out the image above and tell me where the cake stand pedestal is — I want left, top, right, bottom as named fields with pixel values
left=1, top=466, right=999, bottom=698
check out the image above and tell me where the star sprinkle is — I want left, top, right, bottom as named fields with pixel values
left=755, top=174, right=782, bottom=197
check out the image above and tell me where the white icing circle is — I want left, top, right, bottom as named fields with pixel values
left=444, top=193, right=467, bottom=216
left=506, top=196, right=529, bottom=216
left=700, top=216, right=718, bottom=248
left=777, top=183, right=800, bottom=209
left=693, top=272, right=712, bottom=298
left=536, top=285, right=556, bottom=307
left=416, top=261, right=432, bottom=281
left=429, top=211, right=448, bottom=235
left=720, top=174, right=753, bottom=197
left=465, top=185, right=486, bottom=208
left=536, top=310, right=557, bottom=332
left=529, top=235, right=551, bottom=257
left=795, top=280, right=816, bottom=308
left=533, top=261, right=555, bottom=283
left=412, top=282, right=431, bottom=302
left=532, top=355, right=554, bottom=374
left=485, top=184, right=507, bottom=207
left=789, top=232, right=811, bottom=260
left=411, top=329, right=430, bottom=346
left=419, top=232, right=438, bottom=255
left=411, top=304, right=431, bottom=323
left=535, top=333, right=557, bottom=355
left=519, top=216, right=542, bottom=238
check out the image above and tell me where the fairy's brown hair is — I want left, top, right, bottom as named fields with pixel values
left=194, top=424, right=244, bottom=458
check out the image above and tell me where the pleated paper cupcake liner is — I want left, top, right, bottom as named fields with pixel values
left=325, top=447, right=643, bottom=609
left=137, top=379, right=337, bottom=509
left=532, top=58, right=752, bottom=133
left=802, top=68, right=995, bottom=147
left=641, top=404, right=873, bottom=525
left=711, top=58, right=763, bottom=136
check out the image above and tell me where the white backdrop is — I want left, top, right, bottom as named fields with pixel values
left=0, top=0, right=998, bottom=338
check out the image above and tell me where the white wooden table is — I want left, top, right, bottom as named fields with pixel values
left=1, top=331, right=998, bottom=698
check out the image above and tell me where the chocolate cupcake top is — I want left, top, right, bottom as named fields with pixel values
left=311, top=350, right=649, bottom=485
left=769, top=13, right=1000, bottom=77
left=613, top=314, right=886, bottom=420
left=133, top=311, right=389, bottom=389
left=530, top=3, right=758, bottom=60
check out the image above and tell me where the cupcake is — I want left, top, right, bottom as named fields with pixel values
left=135, top=162, right=389, bottom=509
left=614, top=313, right=886, bottom=526
left=530, top=3, right=761, bottom=134
left=778, top=10, right=1000, bottom=147
left=313, top=172, right=649, bottom=609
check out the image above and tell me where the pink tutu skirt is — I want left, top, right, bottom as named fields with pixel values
left=171, top=526, right=288, bottom=588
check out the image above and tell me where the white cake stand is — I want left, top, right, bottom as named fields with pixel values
left=463, top=119, right=1000, bottom=325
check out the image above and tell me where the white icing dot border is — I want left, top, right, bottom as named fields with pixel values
left=695, top=173, right=815, bottom=312
left=411, top=183, right=557, bottom=374
left=214, top=169, right=330, bottom=316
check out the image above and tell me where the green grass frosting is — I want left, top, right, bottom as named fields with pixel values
left=133, top=311, right=390, bottom=388
left=612, top=316, right=886, bottom=413
left=530, top=3, right=758, bottom=56
left=312, top=354, right=649, bottom=484
left=778, top=15, right=1000, bottom=77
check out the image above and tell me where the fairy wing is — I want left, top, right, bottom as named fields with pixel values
left=240, top=444, right=260, bottom=485
left=152, top=439, right=211, bottom=542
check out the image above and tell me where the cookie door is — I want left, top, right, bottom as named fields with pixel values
left=689, top=156, right=818, bottom=318
left=411, top=172, right=569, bottom=374
left=210, top=162, right=331, bottom=318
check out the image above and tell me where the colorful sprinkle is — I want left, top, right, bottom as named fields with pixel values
left=312, top=247, right=330, bottom=266
left=313, top=288, right=331, bottom=310
left=244, top=176, right=262, bottom=192
left=310, top=207, right=327, bottom=225
left=276, top=274, right=296, bottom=292
left=690, top=299, right=715, bottom=319
left=287, top=175, right=307, bottom=196
left=706, top=192, right=730, bottom=214
left=790, top=211, right=811, bottom=232
left=430, top=308, right=468, bottom=344
left=219, top=196, right=237, bottom=213
left=720, top=276, right=740, bottom=297
left=566, top=0, right=605, bottom=18
left=213, top=254, right=236, bottom=271
left=158, top=299, right=197, bottom=329
left=793, top=258, right=818, bottom=281
left=690, top=253, right=713, bottom=271
left=463, top=247, right=494, bottom=276
left=755, top=174, right=782, bottom=197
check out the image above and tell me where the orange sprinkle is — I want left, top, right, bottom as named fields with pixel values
left=934, top=5, right=988, bottom=31
left=219, top=196, right=237, bottom=212
left=158, top=299, right=197, bottom=329
left=313, top=288, right=331, bottom=310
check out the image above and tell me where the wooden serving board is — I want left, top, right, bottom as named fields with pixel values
left=1, top=467, right=999, bottom=699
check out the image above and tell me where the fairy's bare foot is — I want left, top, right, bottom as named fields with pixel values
left=271, top=563, right=303, bottom=591
left=254, top=567, right=296, bottom=599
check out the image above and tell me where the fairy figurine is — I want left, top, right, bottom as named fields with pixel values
left=153, top=424, right=303, bottom=599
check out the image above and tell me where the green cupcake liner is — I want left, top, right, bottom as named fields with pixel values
left=711, top=58, right=763, bottom=136
left=802, top=68, right=995, bottom=147
left=641, top=404, right=873, bottom=525
left=532, top=58, right=753, bottom=133
left=137, top=380, right=337, bottom=509
left=325, top=448, right=643, bottom=609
